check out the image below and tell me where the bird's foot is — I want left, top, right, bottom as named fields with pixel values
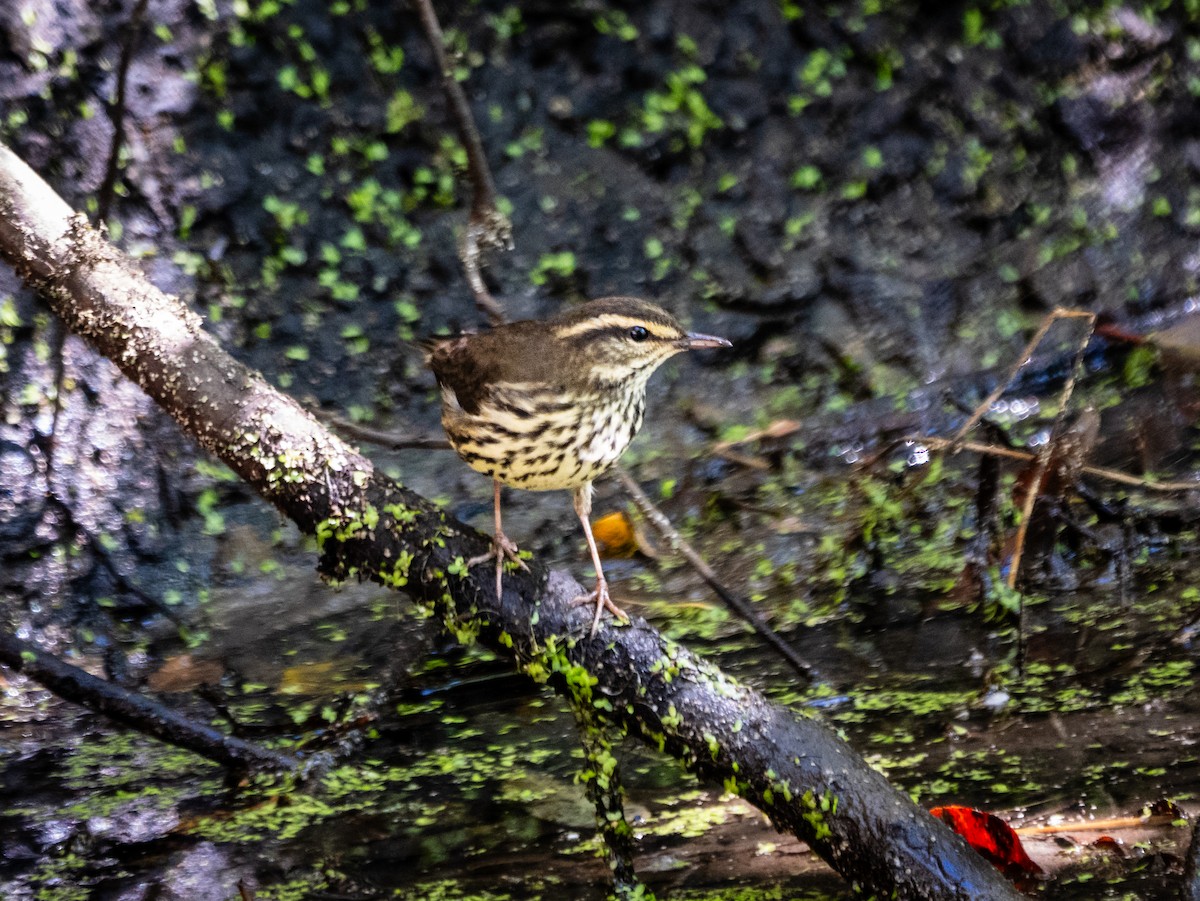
left=467, top=530, right=529, bottom=571
left=573, top=578, right=629, bottom=635
left=470, top=530, right=529, bottom=601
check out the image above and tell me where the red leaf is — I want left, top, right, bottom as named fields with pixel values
left=931, top=805, right=1043, bottom=880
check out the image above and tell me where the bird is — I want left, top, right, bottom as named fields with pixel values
left=425, top=297, right=731, bottom=634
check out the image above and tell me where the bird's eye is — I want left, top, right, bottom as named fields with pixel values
left=628, top=326, right=649, bottom=342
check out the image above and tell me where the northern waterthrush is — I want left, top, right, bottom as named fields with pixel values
left=425, top=297, right=730, bottom=633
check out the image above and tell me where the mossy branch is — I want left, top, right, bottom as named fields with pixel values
left=0, top=141, right=1024, bottom=901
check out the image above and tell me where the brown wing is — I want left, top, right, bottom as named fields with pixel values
left=425, top=320, right=571, bottom=411
left=424, top=334, right=497, bottom=415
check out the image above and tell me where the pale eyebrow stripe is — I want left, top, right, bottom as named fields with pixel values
left=553, top=314, right=677, bottom=340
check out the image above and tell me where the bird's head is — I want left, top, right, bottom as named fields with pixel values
left=547, top=297, right=730, bottom=386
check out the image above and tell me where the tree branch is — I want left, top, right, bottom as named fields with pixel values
left=0, top=140, right=1024, bottom=901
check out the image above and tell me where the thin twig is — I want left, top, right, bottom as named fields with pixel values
left=460, top=213, right=512, bottom=325
left=318, top=411, right=452, bottom=451
left=920, top=436, right=1199, bottom=492
left=948, top=308, right=1097, bottom=449
left=1005, top=312, right=1096, bottom=589
left=1018, top=812, right=1179, bottom=836
left=97, top=0, right=150, bottom=223
left=613, top=466, right=818, bottom=683
left=411, top=0, right=511, bottom=325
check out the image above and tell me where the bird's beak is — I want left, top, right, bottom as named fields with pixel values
left=678, top=332, right=732, bottom=350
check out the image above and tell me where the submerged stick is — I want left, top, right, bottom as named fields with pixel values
left=0, top=629, right=303, bottom=773
left=613, top=466, right=819, bottom=683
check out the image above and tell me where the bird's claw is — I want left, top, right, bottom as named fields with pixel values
left=470, top=530, right=529, bottom=601
left=467, top=531, right=528, bottom=571
left=573, top=578, right=629, bottom=635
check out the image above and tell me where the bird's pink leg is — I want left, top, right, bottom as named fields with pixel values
left=571, top=484, right=629, bottom=634
left=468, top=479, right=528, bottom=600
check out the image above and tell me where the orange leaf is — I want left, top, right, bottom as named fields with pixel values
left=593, top=511, right=639, bottom=558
